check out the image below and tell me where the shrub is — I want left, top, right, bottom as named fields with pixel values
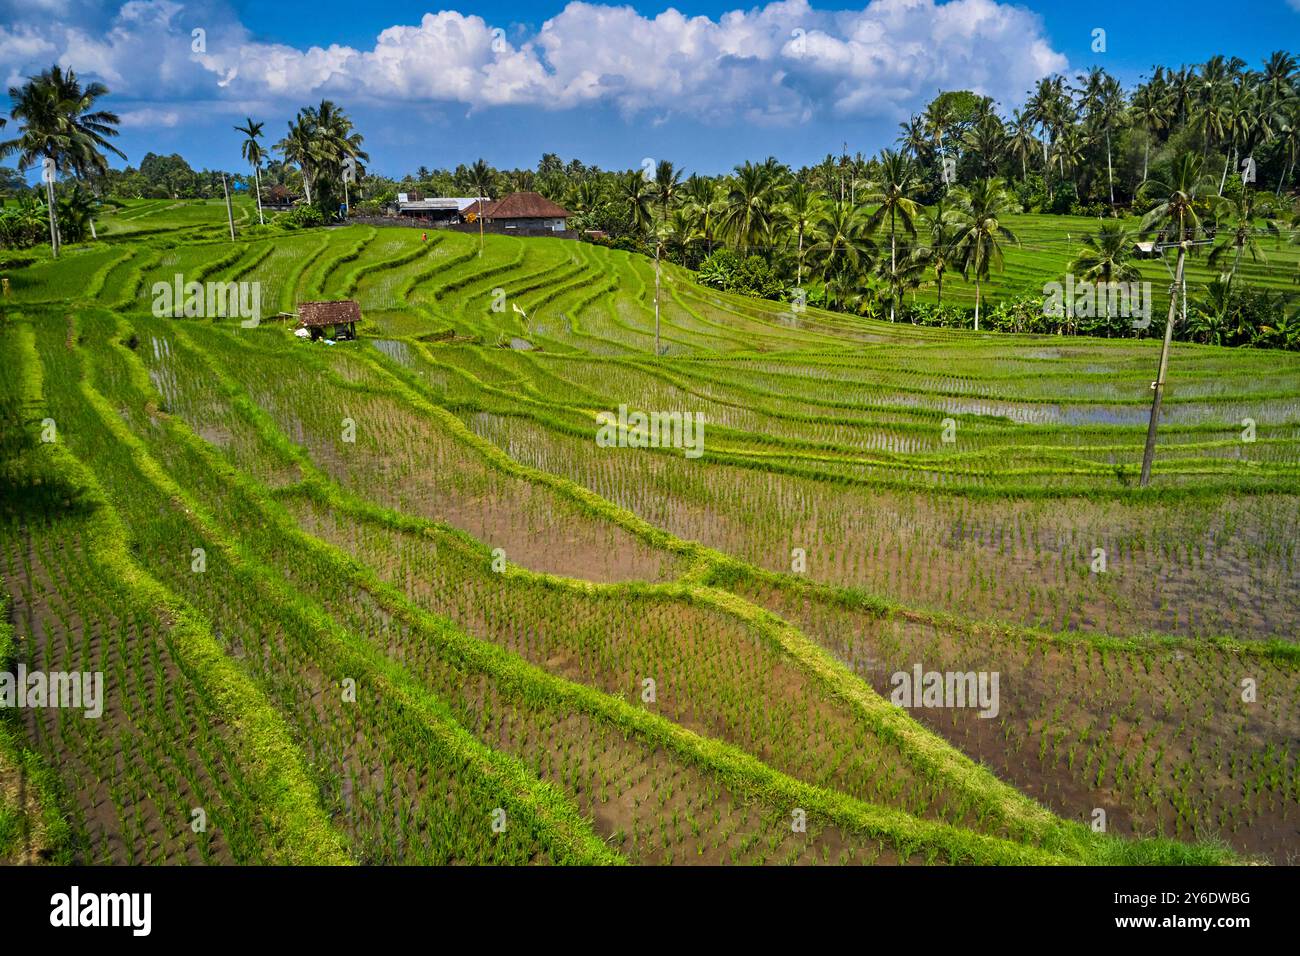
left=278, top=205, right=325, bottom=230
left=696, top=249, right=785, bottom=300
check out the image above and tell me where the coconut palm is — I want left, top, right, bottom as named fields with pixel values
left=1069, top=224, right=1141, bottom=329
left=810, top=200, right=873, bottom=311
left=863, top=149, right=922, bottom=321
left=0, top=64, right=124, bottom=256
left=1006, top=109, right=1039, bottom=185
left=682, top=174, right=722, bottom=255
left=950, top=178, right=1021, bottom=331
left=897, top=115, right=928, bottom=160
left=55, top=184, right=96, bottom=243
left=275, top=115, right=316, bottom=205
left=918, top=196, right=962, bottom=307
left=1218, top=83, right=1261, bottom=195
left=664, top=206, right=699, bottom=264
left=1276, top=104, right=1300, bottom=196
left=962, top=114, right=1006, bottom=179
left=1207, top=189, right=1280, bottom=290
left=718, top=161, right=779, bottom=256
left=467, top=158, right=495, bottom=255
left=1129, top=81, right=1172, bottom=184
left=235, top=117, right=265, bottom=225
left=653, top=159, right=682, bottom=220
left=1137, top=153, right=1215, bottom=485
left=1260, top=51, right=1298, bottom=107
left=309, top=100, right=368, bottom=214
left=1191, top=88, right=1230, bottom=167
left=1075, top=68, right=1126, bottom=208
left=1025, top=74, right=1073, bottom=182
left=923, top=97, right=955, bottom=162
left=564, top=177, right=606, bottom=224
left=874, top=246, right=928, bottom=322
left=1139, top=153, right=1213, bottom=245
left=1050, top=124, right=1090, bottom=192
left=617, top=169, right=654, bottom=237
left=781, top=181, right=825, bottom=289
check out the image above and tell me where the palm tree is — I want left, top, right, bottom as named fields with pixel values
left=962, top=114, right=1006, bottom=179
left=1050, top=124, right=1089, bottom=193
left=1069, top=224, right=1140, bottom=331
left=564, top=177, right=606, bottom=225
left=275, top=114, right=316, bottom=205
left=810, top=200, right=873, bottom=311
left=1207, top=189, right=1280, bottom=290
left=55, top=184, right=96, bottom=243
left=1137, top=153, right=1213, bottom=485
left=653, top=159, right=682, bottom=220
left=874, top=246, right=927, bottom=322
left=923, top=97, right=955, bottom=164
left=1260, top=51, right=1298, bottom=108
left=781, top=181, right=824, bottom=289
left=896, top=115, right=928, bottom=160
left=617, top=169, right=654, bottom=237
left=1025, top=74, right=1072, bottom=183
left=664, top=207, right=699, bottom=265
left=1218, top=83, right=1260, bottom=195
left=1275, top=103, right=1300, bottom=197
left=718, top=161, right=778, bottom=256
left=682, top=174, right=722, bottom=256
left=1139, top=153, right=1212, bottom=246
left=950, top=178, right=1020, bottom=331
left=467, top=158, right=495, bottom=255
left=235, top=117, right=265, bottom=225
left=309, top=100, right=368, bottom=214
left=1191, top=88, right=1229, bottom=168
left=863, top=149, right=922, bottom=321
left=919, top=195, right=962, bottom=307
left=1006, top=109, right=1039, bottom=185
left=1129, top=81, right=1171, bottom=184
left=0, top=65, right=124, bottom=257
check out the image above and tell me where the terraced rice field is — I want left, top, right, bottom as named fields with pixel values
left=2, top=200, right=1297, bottom=866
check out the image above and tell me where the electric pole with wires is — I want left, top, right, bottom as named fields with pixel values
left=1139, top=234, right=1213, bottom=486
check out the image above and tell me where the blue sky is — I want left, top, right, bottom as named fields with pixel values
left=2, top=0, right=1297, bottom=179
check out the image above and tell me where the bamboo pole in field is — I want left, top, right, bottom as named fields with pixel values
left=222, top=174, right=236, bottom=241
left=1139, top=241, right=1187, bottom=487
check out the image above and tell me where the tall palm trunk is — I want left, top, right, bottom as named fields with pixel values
left=1142, top=140, right=1150, bottom=184
left=889, top=207, right=897, bottom=323
left=45, top=177, right=59, bottom=258
left=1219, top=147, right=1234, bottom=196
left=974, top=276, right=981, bottom=332
left=254, top=164, right=264, bottom=225
left=1105, top=129, right=1115, bottom=208
left=1140, top=237, right=1187, bottom=486
left=796, top=227, right=803, bottom=287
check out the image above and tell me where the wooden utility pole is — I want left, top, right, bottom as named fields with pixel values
left=42, top=159, right=59, bottom=258
left=653, top=239, right=661, bottom=357
left=477, top=193, right=486, bottom=257
left=1139, top=241, right=1187, bottom=487
left=222, top=174, right=235, bottom=240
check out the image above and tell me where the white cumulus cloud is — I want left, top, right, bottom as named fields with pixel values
left=0, top=0, right=1068, bottom=128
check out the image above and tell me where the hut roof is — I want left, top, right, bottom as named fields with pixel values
left=465, top=191, right=571, bottom=220
left=298, top=300, right=361, bottom=328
